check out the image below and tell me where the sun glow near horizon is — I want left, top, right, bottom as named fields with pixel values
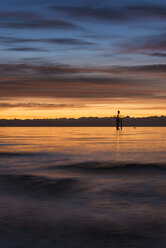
left=1, top=102, right=165, bottom=119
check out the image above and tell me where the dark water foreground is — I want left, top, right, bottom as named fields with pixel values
left=0, top=162, right=165, bottom=248
left=0, top=127, right=166, bottom=247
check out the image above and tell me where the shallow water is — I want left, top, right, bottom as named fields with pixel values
left=0, top=127, right=165, bottom=173
left=0, top=127, right=166, bottom=247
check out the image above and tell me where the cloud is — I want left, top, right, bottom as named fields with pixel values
left=0, top=62, right=165, bottom=100
left=0, top=1, right=165, bottom=111
left=148, top=52, right=166, bottom=57
left=3, top=19, right=79, bottom=30
left=50, top=3, right=166, bottom=23
left=113, top=64, right=166, bottom=73
left=127, top=5, right=166, bottom=20
left=7, top=47, right=47, bottom=52
left=50, top=6, right=128, bottom=22
left=0, top=36, right=94, bottom=51
left=0, top=10, right=41, bottom=20
left=1, top=3, right=166, bottom=34
left=0, top=102, right=86, bottom=109
left=0, top=37, right=40, bottom=44
left=0, top=79, right=157, bottom=99
left=1, top=62, right=166, bottom=76
left=43, top=38, right=94, bottom=46
left=0, top=63, right=83, bottom=74
left=119, top=33, right=166, bottom=54
left=123, top=106, right=166, bottom=110
left=0, top=63, right=110, bottom=75
left=0, top=10, right=80, bottom=30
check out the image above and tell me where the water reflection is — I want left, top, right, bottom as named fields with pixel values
left=0, top=127, right=165, bottom=173
left=0, top=127, right=165, bottom=248
left=116, top=129, right=121, bottom=152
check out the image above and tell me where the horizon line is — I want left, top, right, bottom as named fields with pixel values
left=0, top=115, right=166, bottom=121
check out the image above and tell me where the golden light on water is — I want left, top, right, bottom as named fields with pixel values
left=0, top=126, right=166, bottom=163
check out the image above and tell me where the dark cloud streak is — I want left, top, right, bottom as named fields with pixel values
left=7, top=47, right=47, bottom=52
left=50, top=4, right=166, bottom=23
left=119, top=33, right=166, bottom=55
left=3, top=19, right=79, bottom=30
left=0, top=62, right=165, bottom=99
left=0, top=10, right=41, bottom=19
left=128, top=5, right=166, bottom=20
left=149, top=52, right=166, bottom=57
left=0, top=102, right=86, bottom=109
left=51, top=6, right=128, bottom=22
left=0, top=10, right=81, bottom=30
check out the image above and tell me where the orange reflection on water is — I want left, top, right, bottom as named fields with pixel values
left=0, top=127, right=166, bottom=164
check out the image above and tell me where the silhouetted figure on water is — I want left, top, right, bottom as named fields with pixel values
left=116, top=110, right=122, bottom=130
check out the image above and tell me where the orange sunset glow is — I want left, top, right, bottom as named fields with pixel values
left=1, top=101, right=166, bottom=119
left=0, top=1, right=166, bottom=248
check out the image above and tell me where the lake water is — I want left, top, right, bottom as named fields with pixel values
left=0, top=127, right=166, bottom=247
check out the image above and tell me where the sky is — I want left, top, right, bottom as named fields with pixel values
left=0, top=0, right=166, bottom=119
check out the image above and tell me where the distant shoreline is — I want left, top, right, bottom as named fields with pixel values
left=0, top=125, right=165, bottom=127
left=0, top=116, right=165, bottom=127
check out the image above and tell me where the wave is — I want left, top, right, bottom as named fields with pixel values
left=0, top=174, right=85, bottom=199
left=49, top=161, right=166, bottom=173
left=0, top=152, right=41, bottom=157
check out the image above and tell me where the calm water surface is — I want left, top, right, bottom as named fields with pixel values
left=0, top=127, right=165, bottom=247
left=0, top=127, right=165, bottom=173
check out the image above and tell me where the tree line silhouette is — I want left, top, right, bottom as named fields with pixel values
left=0, top=116, right=165, bottom=126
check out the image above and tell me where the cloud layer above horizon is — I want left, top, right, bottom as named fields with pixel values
left=0, top=0, right=166, bottom=118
